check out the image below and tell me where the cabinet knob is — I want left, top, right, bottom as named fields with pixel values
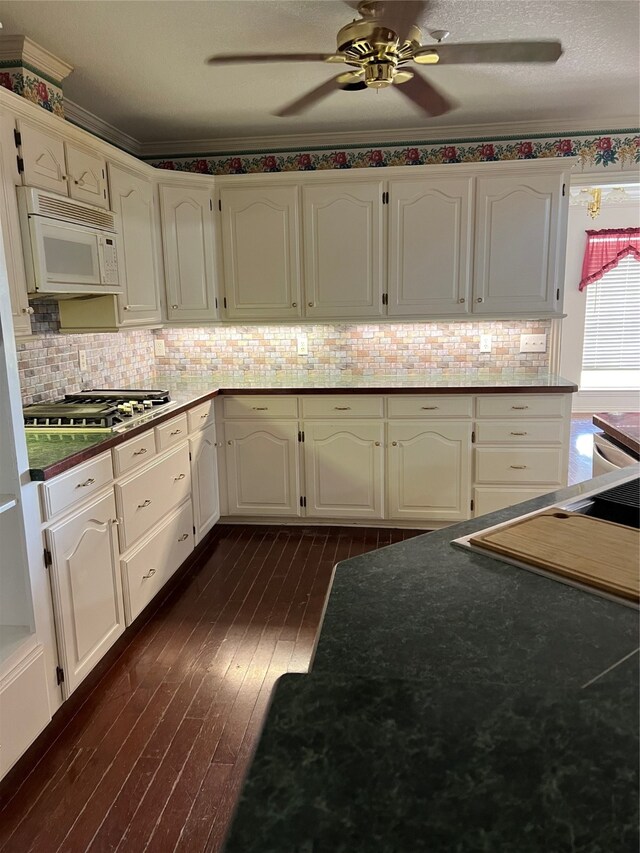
left=123, top=305, right=129, bottom=311
left=142, top=568, right=157, bottom=580
left=178, top=533, right=189, bottom=542
left=476, top=297, right=483, bottom=303
left=292, top=302, right=297, bottom=307
left=375, top=441, right=381, bottom=447
left=227, top=440, right=233, bottom=445
left=171, top=304, right=178, bottom=309
left=458, top=298, right=465, bottom=304
left=308, top=302, right=314, bottom=308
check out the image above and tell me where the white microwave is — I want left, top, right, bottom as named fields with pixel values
left=17, top=187, right=122, bottom=296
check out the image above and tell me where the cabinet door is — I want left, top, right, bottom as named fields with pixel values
left=108, top=164, right=162, bottom=326
left=46, top=491, right=124, bottom=697
left=66, top=142, right=109, bottom=209
left=387, top=177, right=472, bottom=315
left=190, top=422, right=220, bottom=542
left=225, top=421, right=300, bottom=516
left=388, top=421, right=472, bottom=522
left=17, top=119, right=68, bottom=195
left=0, top=112, right=31, bottom=335
left=473, top=173, right=563, bottom=315
left=220, top=186, right=301, bottom=319
left=160, top=184, right=218, bottom=322
left=304, top=421, right=384, bottom=519
left=303, top=182, right=384, bottom=318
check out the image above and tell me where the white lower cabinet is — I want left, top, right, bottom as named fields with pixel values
left=45, top=490, right=124, bottom=697
left=120, top=499, right=194, bottom=624
left=387, top=421, right=472, bottom=522
left=303, top=421, right=384, bottom=519
left=190, top=422, right=220, bottom=542
left=224, top=421, right=301, bottom=516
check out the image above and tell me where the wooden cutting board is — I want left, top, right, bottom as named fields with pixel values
left=470, top=510, right=640, bottom=602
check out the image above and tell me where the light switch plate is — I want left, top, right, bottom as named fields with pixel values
left=78, top=350, right=87, bottom=371
left=154, top=338, right=166, bottom=357
left=479, top=334, right=492, bottom=353
left=520, top=333, right=547, bottom=353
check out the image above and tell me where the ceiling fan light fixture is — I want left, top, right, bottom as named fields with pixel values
left=364, top=62, right=396, bottom=88
left=414, top=50, right=440, bottom=64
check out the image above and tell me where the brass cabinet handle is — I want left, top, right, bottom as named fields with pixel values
left=138, top=499, right=152, bottom=508
left=510, top=465, right=527, bottom=469
left=334, top=406, right=351, bottom=411
left=510, top=431, right=527, bottom=436
left=174, top=473, right=186, bottom=481
left=142, top=568, right=156, bottom=580
left=200, top=412, right=209, bottom=419
left=178, top=533, right=189, bottom=541
left=76, top=477, right=95, bottom=488
left=511, top=405, right=529, bottom=410
left=421, top=406, right=438, bottom=410
left=252, top=406, right=268, bottom=410
left=22, top=306, right=35, bottom=314
left=133, top=447, right=148, bottom=456
left=170, top=429, right=182, bottom=435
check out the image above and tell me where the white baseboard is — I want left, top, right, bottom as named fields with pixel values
left=572, top=390, right=640, bottom=413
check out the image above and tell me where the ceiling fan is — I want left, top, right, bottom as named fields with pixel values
left=207, top=0, right=563, bottom=119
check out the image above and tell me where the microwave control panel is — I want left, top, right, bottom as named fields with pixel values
left=100, top=236, right=119, bottom=285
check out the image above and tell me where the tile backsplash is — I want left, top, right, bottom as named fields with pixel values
left=16, top=302, right=552, bottom=404
left=17, top=301, right=156, bottom=405
left=156, top=320, right=552, bottom=377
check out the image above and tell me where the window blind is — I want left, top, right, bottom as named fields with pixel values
left=582, top=255, right=640, bottom=370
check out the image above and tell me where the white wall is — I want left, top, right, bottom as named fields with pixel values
left=560, top=198, right=640, bottom=412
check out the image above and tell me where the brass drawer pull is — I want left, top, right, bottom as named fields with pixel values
left=178, top=533, right=189, bottom=542
left=138, top=499, right=152, bottom=508
left=200, top=412, right=209, bottom=419
left=510, top=465, right=527, bottom=469
left=174, top=473, right=186, bottom=481
left=252, top=406, right=268, bottom=410
left=133, top=447, right=148, bottom=456
left=76, top=477, right=95, bottom=488
left=334, top=406, right=351, bottom=411
left=510, top=431, right=527, bottom=436
left=421, top=406, right=439, bottom=410
left=170, top=429, right=183, bottom=435
left=511, top=405, right=529, bottom=410
left=142, top=568, right=156, bottom=580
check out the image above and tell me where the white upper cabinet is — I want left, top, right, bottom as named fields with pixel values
left=108, top=163, right=162, bottom=326
left=16, top=119, right=67, bottom=195
left=220, top=185, right=302, bottom=319
left=387, top=177, right=472, bottom=316
left=66, top=142, right=109, bottom=209
left=160, top=183, right=218, bottom=322
left=0, top=112, right=31, bottom=336
left=473, top=172, right=565, bottom=315
left=303, top=181, right=384, bottom=319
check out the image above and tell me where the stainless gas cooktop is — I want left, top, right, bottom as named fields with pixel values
left=23, top=389, right=175, bottom=432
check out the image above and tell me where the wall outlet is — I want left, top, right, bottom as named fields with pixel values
left=479, top=334, right=492, bottom=353
left=297, top=334, right=308, bottom=356
left=78, top=350, right=87, bottom=372
left=154, top=338, right=166, bottom=357
left=519, top=333, right=547, bottom=353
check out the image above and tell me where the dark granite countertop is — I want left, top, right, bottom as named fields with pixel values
left=25, top=372, right=576, bottom=481
left=224, top=467, right=640, bottom=853
left=593, top=411, right=640, bottom=456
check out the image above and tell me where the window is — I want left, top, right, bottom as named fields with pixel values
left=581, top=254, right=640, bottom=389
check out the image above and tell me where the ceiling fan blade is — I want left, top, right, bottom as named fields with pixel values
left=275, top=76, right=344, bottom=117
left=207, top=52, right=345, bottom=65
left=394, top=70, right=454, bottom=116
left=414, top=40, right=563, bottom=65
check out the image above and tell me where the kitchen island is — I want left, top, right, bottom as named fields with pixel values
left=593, top=411, right=640, bottom=457
left=223, top=467, right=639, bottom=853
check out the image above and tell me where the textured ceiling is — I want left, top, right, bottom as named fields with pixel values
left=1, top=0, right=639, bottom=145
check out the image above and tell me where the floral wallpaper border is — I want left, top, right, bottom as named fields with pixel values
left=0, top=60, right=64, bottom=116
left=148, top=130, right=639, bottom=175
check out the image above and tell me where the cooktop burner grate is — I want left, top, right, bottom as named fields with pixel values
left=23, top=389, right=174, bottom=431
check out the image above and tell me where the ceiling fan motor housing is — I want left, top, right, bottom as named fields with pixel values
left=336, top=18, right=422, bottom=88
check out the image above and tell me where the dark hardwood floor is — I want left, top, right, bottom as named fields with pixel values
left=0, top=524, right=422, bottom=853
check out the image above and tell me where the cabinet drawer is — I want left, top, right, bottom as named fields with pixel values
left=116, top=442, right=191, bottom=549
left=473, top=486, right=555, bottom=516
left=301, top=395, right=383, bottom=419
left=188, top=400, right=215, bottom=433
left=41, top=452, right=113, bottom=520
left=476, top=395, right=565, bottom=419
left=113, top=431, right=156, bottom=476
left=155, top=413, right=188, bottom=451
left=121, top=499, right=194, bottom=624
left=387, top=395, right=472, bottom=418
left=475, top=420, right=565, bottom=445
left=223, top=395, right=298, bottom=419
left=475, top=447, right=564, bottom=484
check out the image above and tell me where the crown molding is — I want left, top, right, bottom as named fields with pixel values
left=0, top=35, right=73, bottom=83
left=64, top=99, right=141, bottom=155
left=138, top=116, right=640, bottom=158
